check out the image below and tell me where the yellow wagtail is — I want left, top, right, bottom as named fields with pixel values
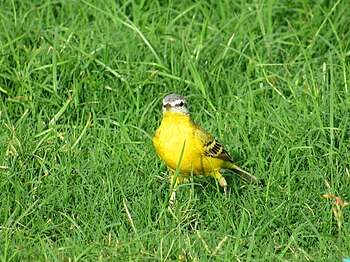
left=153, top=93, right=257, bottom=204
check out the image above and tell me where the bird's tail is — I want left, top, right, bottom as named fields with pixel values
left=226, top=163, right=258, bottom=183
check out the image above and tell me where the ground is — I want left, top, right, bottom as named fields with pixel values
left=0, top=1, right=349, bottom=261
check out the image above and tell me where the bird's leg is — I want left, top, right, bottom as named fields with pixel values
left=168, top=172, right=190, bottom=207
left=169, top=171, right=176, bottom=207
left=214, top=171, right=228, bottom=195
left=169, top=191, right=176, bottom=207
left=168, top=171, right=181, bottom=207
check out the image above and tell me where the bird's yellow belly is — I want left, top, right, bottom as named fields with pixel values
left=153, top=114, right=224, bottom=175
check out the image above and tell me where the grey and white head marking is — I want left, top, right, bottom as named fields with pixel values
left=162, top=93, right=189, bottom=114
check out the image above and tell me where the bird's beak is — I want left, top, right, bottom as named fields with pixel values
left=163, top=103, right=171, bottom=111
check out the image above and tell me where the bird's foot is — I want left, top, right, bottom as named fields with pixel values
left=168, top=191, right=176, bottom=210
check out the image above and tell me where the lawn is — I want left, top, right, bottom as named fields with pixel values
left=1, top=0, right=349, bottom=261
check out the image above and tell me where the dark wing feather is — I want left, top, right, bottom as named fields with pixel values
left=193, top=122, right=232, bottom=162
left=203, top=138, right=232, bottom=162
left=193, top=120, right=258, bottom=183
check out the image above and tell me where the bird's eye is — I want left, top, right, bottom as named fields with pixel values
left=179, top=101, right=184, bottom=107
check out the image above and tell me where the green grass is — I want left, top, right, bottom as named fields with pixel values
left=1, top=0, right=349, bottom=261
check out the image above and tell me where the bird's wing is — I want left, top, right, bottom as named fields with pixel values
left=193, top=121, right=258, bottom=183
left=193, top=123, right=232, bottom=162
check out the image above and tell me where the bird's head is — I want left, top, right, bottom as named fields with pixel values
left=162, top=94, right=189, bottom=114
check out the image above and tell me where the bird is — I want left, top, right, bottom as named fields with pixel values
left=153, top=93, right=257, bottom=205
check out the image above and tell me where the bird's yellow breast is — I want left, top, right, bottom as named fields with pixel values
left=153, top=111, right=224, bottom=175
